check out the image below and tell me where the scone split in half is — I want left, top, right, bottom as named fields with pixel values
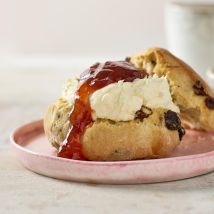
left=129, top=48, right=214, bottom=131
left=44, top=60, right=185, bottom=161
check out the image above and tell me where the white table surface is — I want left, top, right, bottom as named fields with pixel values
left=0, top=69, right=213, bottom=214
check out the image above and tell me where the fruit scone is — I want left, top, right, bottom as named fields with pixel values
left=44, top=61, right=184, bottom=161
left=128, top=48, right=214, bottom=131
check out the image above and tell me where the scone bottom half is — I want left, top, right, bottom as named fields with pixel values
left=44, top=59, right=185, bottom=161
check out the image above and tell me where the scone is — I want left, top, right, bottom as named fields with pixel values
left=129, top=48, right=214, bottom=131
left=44, top=61, right=184, bottom=161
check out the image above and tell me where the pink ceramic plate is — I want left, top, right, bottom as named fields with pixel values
left=11, top=120, right=214, bottom=184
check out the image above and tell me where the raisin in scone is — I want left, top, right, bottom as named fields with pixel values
left=129, top=48, right=214, bottom=131
left=44, top=61, right=184, bottom=161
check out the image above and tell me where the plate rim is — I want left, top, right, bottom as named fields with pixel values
left=10, top=119, right=214, bottom=167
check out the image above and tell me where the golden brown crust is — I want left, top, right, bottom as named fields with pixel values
left=82, top=109, right=179, bottom=161
left=130, top=48, right=214, bottom=131
left=44, top=99, right=180, bottom=161
left=44, top=98, right=71, bottom=149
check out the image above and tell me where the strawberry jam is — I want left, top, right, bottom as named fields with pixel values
left=58, top=61, right=148, bottom=160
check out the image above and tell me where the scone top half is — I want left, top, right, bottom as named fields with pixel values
left=129, top=48, right=214, bottom=131
left=44, top=60, right=184, bottom=161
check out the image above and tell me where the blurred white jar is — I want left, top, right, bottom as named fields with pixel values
left=165, top=1, right=214, bottom=81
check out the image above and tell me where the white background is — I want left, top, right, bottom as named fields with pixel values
left=0, top=0, right=167, bottom=58
left=0, top=0, right=210, bottom=70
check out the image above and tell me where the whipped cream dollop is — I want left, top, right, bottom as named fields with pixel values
left=63, top=75, right=179, bottom=122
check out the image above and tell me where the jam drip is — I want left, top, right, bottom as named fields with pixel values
left=58, top=61, right=148, bottom=160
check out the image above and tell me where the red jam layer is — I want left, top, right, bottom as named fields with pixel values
left=58, top=61, right=148, bottom=160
